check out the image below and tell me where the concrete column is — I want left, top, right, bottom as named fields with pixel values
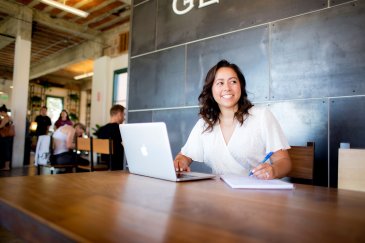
left=90, top=56, right=112, bottom=134
left=89, top=54, right=129, bottom=134
left=11, top=8, right=32, bottom=167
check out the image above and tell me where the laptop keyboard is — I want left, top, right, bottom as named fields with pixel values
left=176, top=173, right=196, bottom=179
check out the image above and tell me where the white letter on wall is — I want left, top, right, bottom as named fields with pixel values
left=198, top=0, right=219, bottom=8
left=172, top=0, right=194, bottom=15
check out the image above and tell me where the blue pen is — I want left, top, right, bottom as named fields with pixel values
left=248, top=151, right=274, bottom=176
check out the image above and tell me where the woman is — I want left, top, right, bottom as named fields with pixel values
left=174, top=60, right=291, bottom=179
left=0, top=105, right=14, bottom=170
left=54, top=109, right=73, bottom=130
left=52, top=123, right=88, bottom=166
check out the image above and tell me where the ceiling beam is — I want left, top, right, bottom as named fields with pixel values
left=118, top=0, right=131, bottom=5
left=93, top=10, right=130, bottom=31
left=29, top=20, right=130, bottom=80
left=28, top=0, right=41, bottom=8
left=0, top=0, right=21, bottom=16
left=58, top=0, right=115, bottom=18
left=0, top=17, right=17, bottom=49
left=83, top=4, right=128, bottom=26
left=0, top=35, right=15, bottom=50
left=0, top=17, right=18, bottom=37
left=30, top=37, right=104, bottom=79
left=33, top=11, right=100, bottom=40
left=0, top=0, right=101, bottom=40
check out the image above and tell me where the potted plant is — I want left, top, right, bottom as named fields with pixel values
left=69, top=112, right=78, bottom=121
left=92, top=124, right=101, bottom=136
left=31, top=96, right=42, bottom=103
left=69, top=94, right=79, bottom=101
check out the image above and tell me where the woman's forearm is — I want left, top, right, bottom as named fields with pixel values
left=272, top=157, right=292, bottom=179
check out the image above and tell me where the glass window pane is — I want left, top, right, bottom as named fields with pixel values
left=113, top=69, right=128, bottom=107
left=46, top=96, right=63, bottom=131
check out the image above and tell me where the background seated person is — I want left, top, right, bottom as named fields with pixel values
left=96, top=104, right=125, bottom=170
left=52, top=123, right=89, bottom=166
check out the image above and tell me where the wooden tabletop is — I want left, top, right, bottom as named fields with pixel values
left=1, top=171, right=365, bottom=242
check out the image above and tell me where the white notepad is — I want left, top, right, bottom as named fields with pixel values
left=220, top=174, right=294, bottom=189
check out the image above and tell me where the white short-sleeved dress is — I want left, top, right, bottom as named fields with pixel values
left=181, top=106, right=290, bottom=175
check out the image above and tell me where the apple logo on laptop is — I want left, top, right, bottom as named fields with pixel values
left=140, top=144, right=148, bottom=156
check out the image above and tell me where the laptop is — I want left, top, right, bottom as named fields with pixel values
left=119, top=122, right=216, bottom=182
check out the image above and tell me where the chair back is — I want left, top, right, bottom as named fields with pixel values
left=287, top=142, right=315, bottom=182
left=93, top=138, right=113, bottom=170
left=338, top=148, right=365, bottom=192
left=93, top=138, right=113, bottom=154
left=76, top=137, right=113, bottom=172
left=77, top=137, right=92, bottom=152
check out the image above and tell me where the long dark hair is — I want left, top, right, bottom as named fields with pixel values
left=198, top=60, right=253, bottom=132
left=58, top=109, right=71, bottom=121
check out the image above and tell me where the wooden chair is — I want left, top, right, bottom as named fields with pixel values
left=287, top=142, right=315, bottom=184
left=77, top=137, right=113, bottom=172
left=36, top=135, right=76, bottom=175
left=338, top=148, right=365, bottom=192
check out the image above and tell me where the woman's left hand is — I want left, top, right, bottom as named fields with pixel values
left=251, top=163, right=275, bottom=180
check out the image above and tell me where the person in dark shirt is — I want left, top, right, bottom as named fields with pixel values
left=35, top=106, right=52, bottom=136
left=96, top=104, right=125, bottom=170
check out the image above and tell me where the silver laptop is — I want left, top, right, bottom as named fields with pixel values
left=119, top=122, right=216, bottom=182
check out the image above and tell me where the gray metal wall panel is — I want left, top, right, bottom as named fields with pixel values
left=186, top=26, right=270, bottom=106
left=152, top=108, right=199, bottom=158
left=129, top=47, right=186, bottom=110
left=330, top=0, right=354, bottom=6
left=152, top=107, right=212, bottom=173
left=129, top=0, right=365, bottom=187
left=156, top=0, right=326, bottom=49
left=329, top=96, right=365, bottom=187
left=131, top=0, right=156, bottom=56
left=268, top=100, right=329, bottom=186
left=127, top=111, right=153, bottom=123
left=271, top=1, right=365, bottom=100
left=133, top=0, right=146, bottom=5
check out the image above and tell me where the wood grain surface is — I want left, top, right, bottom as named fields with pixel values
left=1, top=171, right=365, bottom=242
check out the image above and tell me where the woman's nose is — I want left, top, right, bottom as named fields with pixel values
left=223, top=82, right=231, bottom=91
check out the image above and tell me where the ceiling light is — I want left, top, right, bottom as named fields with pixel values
left=40, top=0, right=89, bottom=18
left=74, top=72, right=94, bottom=80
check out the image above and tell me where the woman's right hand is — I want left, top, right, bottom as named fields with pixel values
left=174, top=153, right=192, bottom=172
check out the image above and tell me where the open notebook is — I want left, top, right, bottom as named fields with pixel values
left=221, top=174, right=294, bottom=189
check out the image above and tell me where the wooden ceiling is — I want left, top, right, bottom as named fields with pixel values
left=0, top=0, right=130, bottom=88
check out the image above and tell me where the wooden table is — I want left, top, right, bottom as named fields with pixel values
left=1, top=171, right=365, bottom=242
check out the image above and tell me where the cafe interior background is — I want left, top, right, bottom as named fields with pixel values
left=1, top=0, right=365, bottom=188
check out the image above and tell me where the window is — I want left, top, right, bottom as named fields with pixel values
left=46, top=96, right=63, bottom=130
left=113, top=68, right=128, bottom=107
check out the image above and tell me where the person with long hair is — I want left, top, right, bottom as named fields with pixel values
left=54, top=109, right=73, bottom=130
left=174, top=60, right=291, bottom=179
left=52, top=123, right=88, bottom=166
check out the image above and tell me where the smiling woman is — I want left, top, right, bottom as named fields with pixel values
left=174, top=60, right=292, bottom=179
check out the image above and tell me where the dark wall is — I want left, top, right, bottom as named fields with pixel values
left=129, top=0, right=365, bottom=187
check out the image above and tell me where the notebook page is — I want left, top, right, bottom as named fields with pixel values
left=220, top=174, right=294, bottom=189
